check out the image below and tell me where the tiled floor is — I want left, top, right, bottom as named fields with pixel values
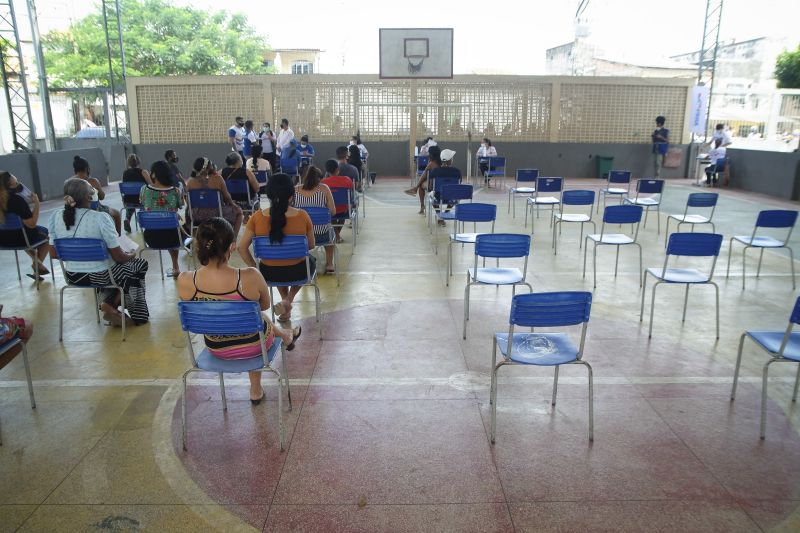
left=1, top=175, right=800, bottom=532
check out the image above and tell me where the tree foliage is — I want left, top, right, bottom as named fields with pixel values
left=42, top=0, right=273, bottom=87
left=775, top=45, right=800, bottom=89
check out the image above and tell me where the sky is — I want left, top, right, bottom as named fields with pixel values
left=24, top=0, right=800, bottom=75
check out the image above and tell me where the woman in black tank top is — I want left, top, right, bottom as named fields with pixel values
left=122, top=154, right=152, bottom=232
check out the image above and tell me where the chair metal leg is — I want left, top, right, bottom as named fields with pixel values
left=581, top=360, right=594, bottom=442
left=756, top=248, right=765, bottom=278
left=21, top=343, right=35, bottom=409
left=726, top=237, right=735, bottom=279
left=13, top=250, right=21, bottom=281
left=463, top=278, right=471, bottom=339
left=761, top=359, right=775, bottom=439
left=582, top=237, right=588, bottom=279
left=447, top=242, right=452, bottom=286
left=59, top=286, right=66, bottom=341
left=682, top=284, right=690, bottom=322
left=551, top=366, right=559, bottom=406
left=280, top=346, right=293, bottom=411
left=787, top=246, right=796, bottom=290
left=742, top=245, right=749, bottom=290
left=636, top=243, right=643, bottom=287
left=640, top=273, right=648, bottom=321
left=94, top=290, right=100, bottom=323
left=490, top=341, right=499, bottom=443
left=33, top=254, right=40, bottom=290
left=713, top=282, right=720, bottom=339
left=656, top=206, right=661, bottom=235
left=181, top=369, right=192, bottom=450
left=219, top=373, right=227, bottom=411
left=648, top=282, right=660, bottom=338
left=276, top=367, right=285, bottom=451
left=664, top=217, right=671, bottom=247
left=592, top=242, right=598, bottom=288
left=731, top=333, right=747, bottom=400
left=613, top=245, right=620, bottom=278
left=158, top=251, right=165, bottom=280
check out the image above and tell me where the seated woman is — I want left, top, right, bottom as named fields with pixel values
left=245, top=143, right=272, bottom=178
left=347, top=144, right=363, bottom=188
left=237, top=173, right=315, bottom=323
left=177, top=218, right=300, bottom=405
left=48, top=178, right=149, bottom=326
left=403, top=145, right=442, bottom=214
left=122, top=153, right=152, bottom=233
left=476, top=137, right=497, bottom=179
left=221, top=152, right=260, bottom=217
left=71, top=155, right=122, bottom=235
left=139, top=160, right=188, bottom=277
left=186, top=157, right=243, bottom=236
left=0, top=171, right=50, bottom=279
left=293, top=165, right=336, bottom=274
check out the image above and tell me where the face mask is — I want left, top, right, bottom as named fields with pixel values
left=90, top=187, right=99, bottom=203
left=350, top=141, right=356, bottom=145
left=301, top=143, right=307, bottom=148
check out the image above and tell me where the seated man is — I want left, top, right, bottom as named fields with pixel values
left=705, top=138, right=727, bottom=187
left=322, top=159, right=356, bottom=243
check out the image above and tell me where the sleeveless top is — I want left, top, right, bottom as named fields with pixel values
left=293, top=186, right=331, bottom=236
left=123, top=167, right=147, bottom=183
left=189, top=269, right=274, bottom=360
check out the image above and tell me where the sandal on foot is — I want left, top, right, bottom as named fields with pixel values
left=250, top=390, right=265, bottom=406
left=325, top=266, right=335, bottom=274
left=166, top=268, right=180, bottom=278
left=286, top=326, right=302, bottom=351
left=404, top=188, right=417, bottom=197
left=102, top=311, right=134, bottom=327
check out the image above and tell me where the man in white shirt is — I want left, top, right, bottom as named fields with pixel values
left=228, top=117, right=245, bottom=156
left=705, top=138, right=727, bottom=187
left=711, top=123, right=732, bottom=147
left=276, top=118, right=295, bottom=156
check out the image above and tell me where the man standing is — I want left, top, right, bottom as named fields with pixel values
left=164, top=149, right=185, bottom=188
left=228, top=117, right=245, bottom=158
left=276, top=118, right=295, bottom=157
left=711, top=123, right=732, bottom=147
left=243, top=120, right=258, bottom=159
left=651, top=116, right=669, bottom=179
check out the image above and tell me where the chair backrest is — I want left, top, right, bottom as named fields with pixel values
left=53, top=238, right=110, bottom=262
left=253, top=235, right=309, bottom=261
left=119, top=181, right=145, bottom=198
left=225, top=178, right=251, bottom=199
left=475, top=233, right=530, bottom=258
left=281, top=159, right=298, bottom=175
left=440, top=184, right=473, bottom=203
left=300, top=206, right=332, bottom=226
left=666, top=232, right=723, bottom=257
left=515, top=169, right=539, bottom=183
left=330, top=187, right=355, bottom=212
left=416, top=155, right=429, bottom=172
left=0, top=212, right=23, bottom=230
left=603, top=204, right=642, bottom=225
left=607, top=170, right=631, bottom=184
left=755, top=209, right=798, bottom=229
left=686, top=192, right=718, bottom=208
left=487, top=157, right=506, bottom=173
left=178, top=300, right=262, bottom=336
left=635, top=178, right=664, bottom=195
left=188, top=188, right=222, bottom=210
left=430, top=167, right=462, bottom=194
left=535, top=177, right=563, bottom=194
left=455, top=202, right=496, bottom=223
left=255, top=170, right=268, bottom=185
left=561, top=189, right=595, bottom=206
left=137, top=210, right=180, bottom=231
left=510, top=291, right=592, bottom=328
left=790, top=296, right=800, bottom=325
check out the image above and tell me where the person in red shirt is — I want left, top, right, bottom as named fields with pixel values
left=322, top=159, right=355, bottom=243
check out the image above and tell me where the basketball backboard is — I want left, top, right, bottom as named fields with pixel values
left=379, top=28, right=454, bottom=79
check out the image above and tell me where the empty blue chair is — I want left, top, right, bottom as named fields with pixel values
left=0, top=337, right=36, bottom=445
left=596, top=170, right=632, bottom=213
left=54, top=238, right=127, bottom=341
left=490, top=291, right=594, bottom=442
left=640, top=233, right=723, bottom=339
left=330, top=187, right=358, bottom=247
left=434, top=184, right=473, bottom=238
left=300, top=206, right=339, bottom=287
left=731, top=296, right=800, bottom=439
left=483, top=156, right=506, bottom=189
left=463, top=233, right=532, bottom=339
left=665, top=192, right=718, bottom=245
left=177, top=300, right=291, bottom=451
left=726, top=209, right=798, bottom=290
left=137, top=211, right=186, bottom=280
left=525, top=177, right=563, bottom=232
left=508, top=168, right=539, bottom=217
left=225, top=178, right=258, bottom=217
left=553, top=190, right=596, bottom=255
left=118, top=182, right=146, bottom=231
left=280, top=157, right=299, bottom=177
left=0, top=213, right=54, bottom=289
left=624, top=179, right=665, bottom=234
left=446, top=202, right=496, bottom=286
left=255, top=170, right=268, bottom=195
left=583, top=205, right=643, bottom=288
left=187, top=188, right=222, bottom=236
left=253, top=235, right=321, bottom=335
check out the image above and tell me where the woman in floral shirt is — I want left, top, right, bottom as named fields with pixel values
left=139, top=160, right=187, bottom=277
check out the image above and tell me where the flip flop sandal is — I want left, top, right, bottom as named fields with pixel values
left=286, top=326, right=302, bottom=351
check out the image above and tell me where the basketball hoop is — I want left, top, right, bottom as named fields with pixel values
left=407, top=56, right=425, bottom=74
left=404, top=38, right=429, bottom=76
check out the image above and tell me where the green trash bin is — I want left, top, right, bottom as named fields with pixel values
left=596, top=155, right=614, bottom=179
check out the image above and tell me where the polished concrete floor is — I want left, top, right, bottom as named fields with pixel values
left=1, top=176, right=799, bottom=532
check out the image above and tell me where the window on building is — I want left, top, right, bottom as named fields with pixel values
left=292, top=61, right=313, bottom=75
left=263, top=59, right=273, bottom=67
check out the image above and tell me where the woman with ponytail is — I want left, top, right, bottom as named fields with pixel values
left=71, top=155, right=122, bottom=235
left=238, top=173, right=315, bottom=322
left=48, top=178, right=150, bottom=326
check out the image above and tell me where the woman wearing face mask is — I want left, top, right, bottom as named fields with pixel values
left=476, top=138, right=497, bottom=180
left=259, top=123, right=278, bottom=172
left=71, top=155, right=122, bottom=235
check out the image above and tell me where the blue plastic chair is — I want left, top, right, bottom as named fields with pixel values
left=255, top=170, right=269, bottom=195
left=300, top=206, right=339, bottom=287
left=624, top=179, right=664, bottom=234
left=253, top=235, right=321, bottom=335
left=0, top=213, right=54, bottom=289
left=490, top=291, right=594, bottom=442
left=640, top=232, right=723, bottom=339
left=187, top=188, right=222, bottom=236
left=665, top=192, right=718, bottom=245
left=330, top=187, right=358, bottom=247
left=177, top=300, right=291, bottom=451
left=525, top=177, right=563, bottom=232
left=118, top=182, right=146, bottom=231
left=446, top=203, right=496, bottom=286
left=463, top=233, right=532, bottom=339
left=434, top=184, right=473, bottom=238
left=280, top=158, right=299, bottom=177
left=731, top=296, right=800, bottom=439
left=508, top=169, right=539, bottom=217
left=596, top=170, right=632, bottom=213
left=553, top=190, right=596, bottom=255
left=426, top=167, right=462, bottom=229
left=726, top=209, right=798, bottom=290
left=53, top=237, right=127, bottom=341
left=0, top=337, right=37, bottom=445
left=225, top=178, right=258, bottom=217
left=483, top=156, right=506, bottom=189
left=137, top=211, right=186, bottom=279
left=705, top=157, right=727, bottom=186
left=583, top=205, right=644, bottom=289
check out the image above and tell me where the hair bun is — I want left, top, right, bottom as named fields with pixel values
left=74, top=155, right=81, bottom=161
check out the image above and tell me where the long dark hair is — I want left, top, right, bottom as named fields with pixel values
left=194, top=217, right=235, bottom=266
left=428, top=145, right=442, bottom=166
left=265, top=173, right=293, bottom=243
left=150, top=160, right=174, bottom=187
left=301, top=165, right=323, bottom=191
left=251, top=144, right=263, bottom=172
left=191, top=157, right=214, bottom=178
left=347, top=144, right=362, bottom=170
left=0, top=171, right=12, bottom=222
left=62, top=177, right=91, bottom=230
left=73, top=155, right=89, bottom=174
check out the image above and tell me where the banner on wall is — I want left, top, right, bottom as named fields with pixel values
left=689, top=85, right=710, bottom=135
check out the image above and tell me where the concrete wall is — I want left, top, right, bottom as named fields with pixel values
left=727, top=149, right=800, bottom=201
left=0, top=147, right=108, bottom=201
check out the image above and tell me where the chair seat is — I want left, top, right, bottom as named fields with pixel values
left=528, top=196, right=560, bottom=205
left=602, top=187, right=627, bottom=195
left=646, top=267, right=709, bottom=283
left=451, top=233, right=480, bottom=244
left=511, top=187, right=535, bottom=194
left=267, top=276, right=315, bottom=287
left=732, top=235, right=785, bottom=248
left=746, top=331, right=800, bottom=361
left=669, top=214, right=710, bottom=224
left=587, top=233, right=634, bottom=245
left=437, top=212, right=456, bottom=221
left=485, top=171, right=504, bottom=176
left=555, top=213, right=591, bottom=223
left=625, top=197, right=660, bottom=206
left=468, top=267, right=524, bottom=285
left=494, top=332, right=579, bottom=365
left=195, top=338, right=282, bottom=372
left=0, top=237, right=48, bottom=252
